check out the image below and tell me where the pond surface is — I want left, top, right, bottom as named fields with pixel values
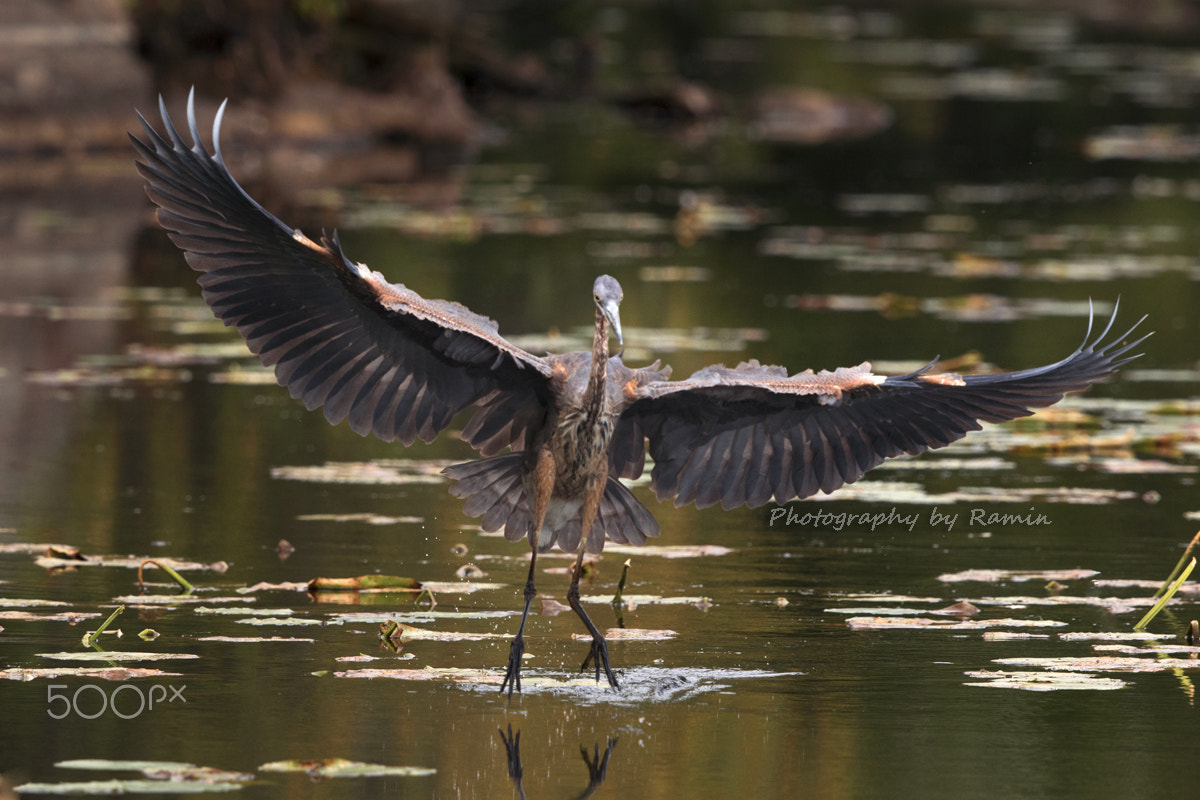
left=4, top=3, right=1200, bottom=798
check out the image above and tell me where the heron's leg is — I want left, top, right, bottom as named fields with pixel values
left=500, top=547, right=537, bottom=697
left=568, top=543, right=618, bottom=689
left=501, top=447, right=555, bottom=697
left=568, top=476, right=619, bottom=690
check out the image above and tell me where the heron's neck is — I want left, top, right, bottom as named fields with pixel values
left=584, top=306, right=610, bottom=419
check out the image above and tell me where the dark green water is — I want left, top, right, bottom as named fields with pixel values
left=3, top=4, right=1200, bottom=798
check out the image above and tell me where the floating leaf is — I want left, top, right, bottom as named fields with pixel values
left=335, top=666, right=493, bottom=681
left=197, top=636, right=316, bottom=643
left=0, top=598, right=70, bottom=607
left=540, top=598, right=571, bottom=615
left=964, top=670, right=1127, bottom=691
left=366, top=581, right=503, bottom=595
left=270, top=460, right=454, bottom=485
left=388, top=623, right=509, bottom=642
left=580, top=594, right=712, bottom=607
left=257, top=759, right=435, bottom=778
left=846, top=616, right=1067, bottom=630
left=0, top=543, right=74, bottom=554
left=327, top=610, right=518, bottom=626
left=56, top=761, right=253, bottom=784
left=36, top=555, right=225, bottom=572
left=834, top=593, right=945, bottom=603
left=933, top=601, right=980, bottom=616
left=588, top=628, right=677, bottom=641
left=602, top=544, right=733, bottom=559
left=236, top=581, right=310, bottom=594
left=982, top=632, right=1051, bottom=641
left=0, top=611, right=101, bottom=622
left=1093, top=643, right=1200, bottom=655
left=38, top=651, right=199, bottom=662
left=992, top=656, right=1200, bottom=672
left=114, top=595, right=253, bottom=605
left=309, top=575, right=422, bottom=592
left=964, top=595, right=1158, bottom=611
left=296, top=513, right=423, bottom=525
left=58, top=761, right=198, bottom=772
left=938, top=569, right=1099, bottom=583
left=194, top=607, right=291, bottom=616
left=1056, top=631, right=1174, bottom=642
left=825, top=607, right=928, bottom=616
left=0, top=667, right=182, bottom=681
left=234, top=617, right=322, bottom=627
left=15, top=779, right=245, bottom=794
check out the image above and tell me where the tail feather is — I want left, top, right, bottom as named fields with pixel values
left=595, top=478, right=661, bottom=550
left=442, top=456, right=661, bottom=554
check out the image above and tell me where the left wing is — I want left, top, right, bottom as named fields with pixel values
left=131, top=91, right=555, bottom=450
left=622, top=304, right=1149, bottom=510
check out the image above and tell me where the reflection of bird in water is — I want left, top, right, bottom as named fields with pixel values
left=499, top=725, right=617, bottom=800
left=133, top=93, right=1150, bottom=696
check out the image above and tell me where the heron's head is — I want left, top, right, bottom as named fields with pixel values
left=593, top=275, right=624, bottom=345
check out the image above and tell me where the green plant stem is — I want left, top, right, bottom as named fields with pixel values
left=1135, top=557, right=1196, bottom=631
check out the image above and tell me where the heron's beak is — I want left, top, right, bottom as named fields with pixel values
left=602, top=300, right=623, bottom=346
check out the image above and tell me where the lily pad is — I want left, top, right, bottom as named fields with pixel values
left=270, top=460, right=453, bottom=485
left=114, top=595, right=253, bottom=605
left=1092, top=643, right=1200, bottom=655
left=938, top=569, right=1099, bottom=583
left=257, top=759, right=435, bottom=778
left=964, top=670, right=1128, bottom=691
left=602, top=544, right=733, bottom=558
left=1056, top=631, right=1175, bottom=642
left=388, top=623, right=509, bottom=642
left=194, top=607, right=292, bottom=616
left=992, top=656, right=1200, bottom=672
left=580, top=593, right=712, bottom=607
left=236, top=581, right=311, bottom=594
left=0, top=611, right=102, bottom=622
left=834, top=593, right=945, bottom=603
left=327, top=610, right=517, bottom=624
left=234, top=617, right=323, bottom=627
left=38, top=651, right=199, bottom=662
left=982, top=632, right=1051, bottom=641
left=0, top=667, right=182, bottom=681
left=296, top=513, right=423, bottom=525
left=309, top=575, right=422, bottom=592
left=846, top=616, right=1067, bottom=630
left=583, top=628, right=677, bottom=640
left=335, top=666, right=509, bottom=683
left=419, top=581, right=507, bottom=595
left=197, top=636, right=316, bottom=643
left=0, top=598, right=70, bottom=607
left=15, top=779, right=245, bottom=794
left=56, top=761, right=253, bottom=784
left=825, top=607, right=929, bottom=616
left=36, top=555, right=225, bottom=572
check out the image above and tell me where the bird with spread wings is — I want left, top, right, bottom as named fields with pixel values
left=132, top=92, right=1149, bottom=695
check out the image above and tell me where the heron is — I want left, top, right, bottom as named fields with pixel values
left=132, top=93, right=1149, bottom=696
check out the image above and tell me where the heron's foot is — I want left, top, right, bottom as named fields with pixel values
left=500, top=634, right=525, bottom=698
left=579, top=635, right=619, bottom=690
